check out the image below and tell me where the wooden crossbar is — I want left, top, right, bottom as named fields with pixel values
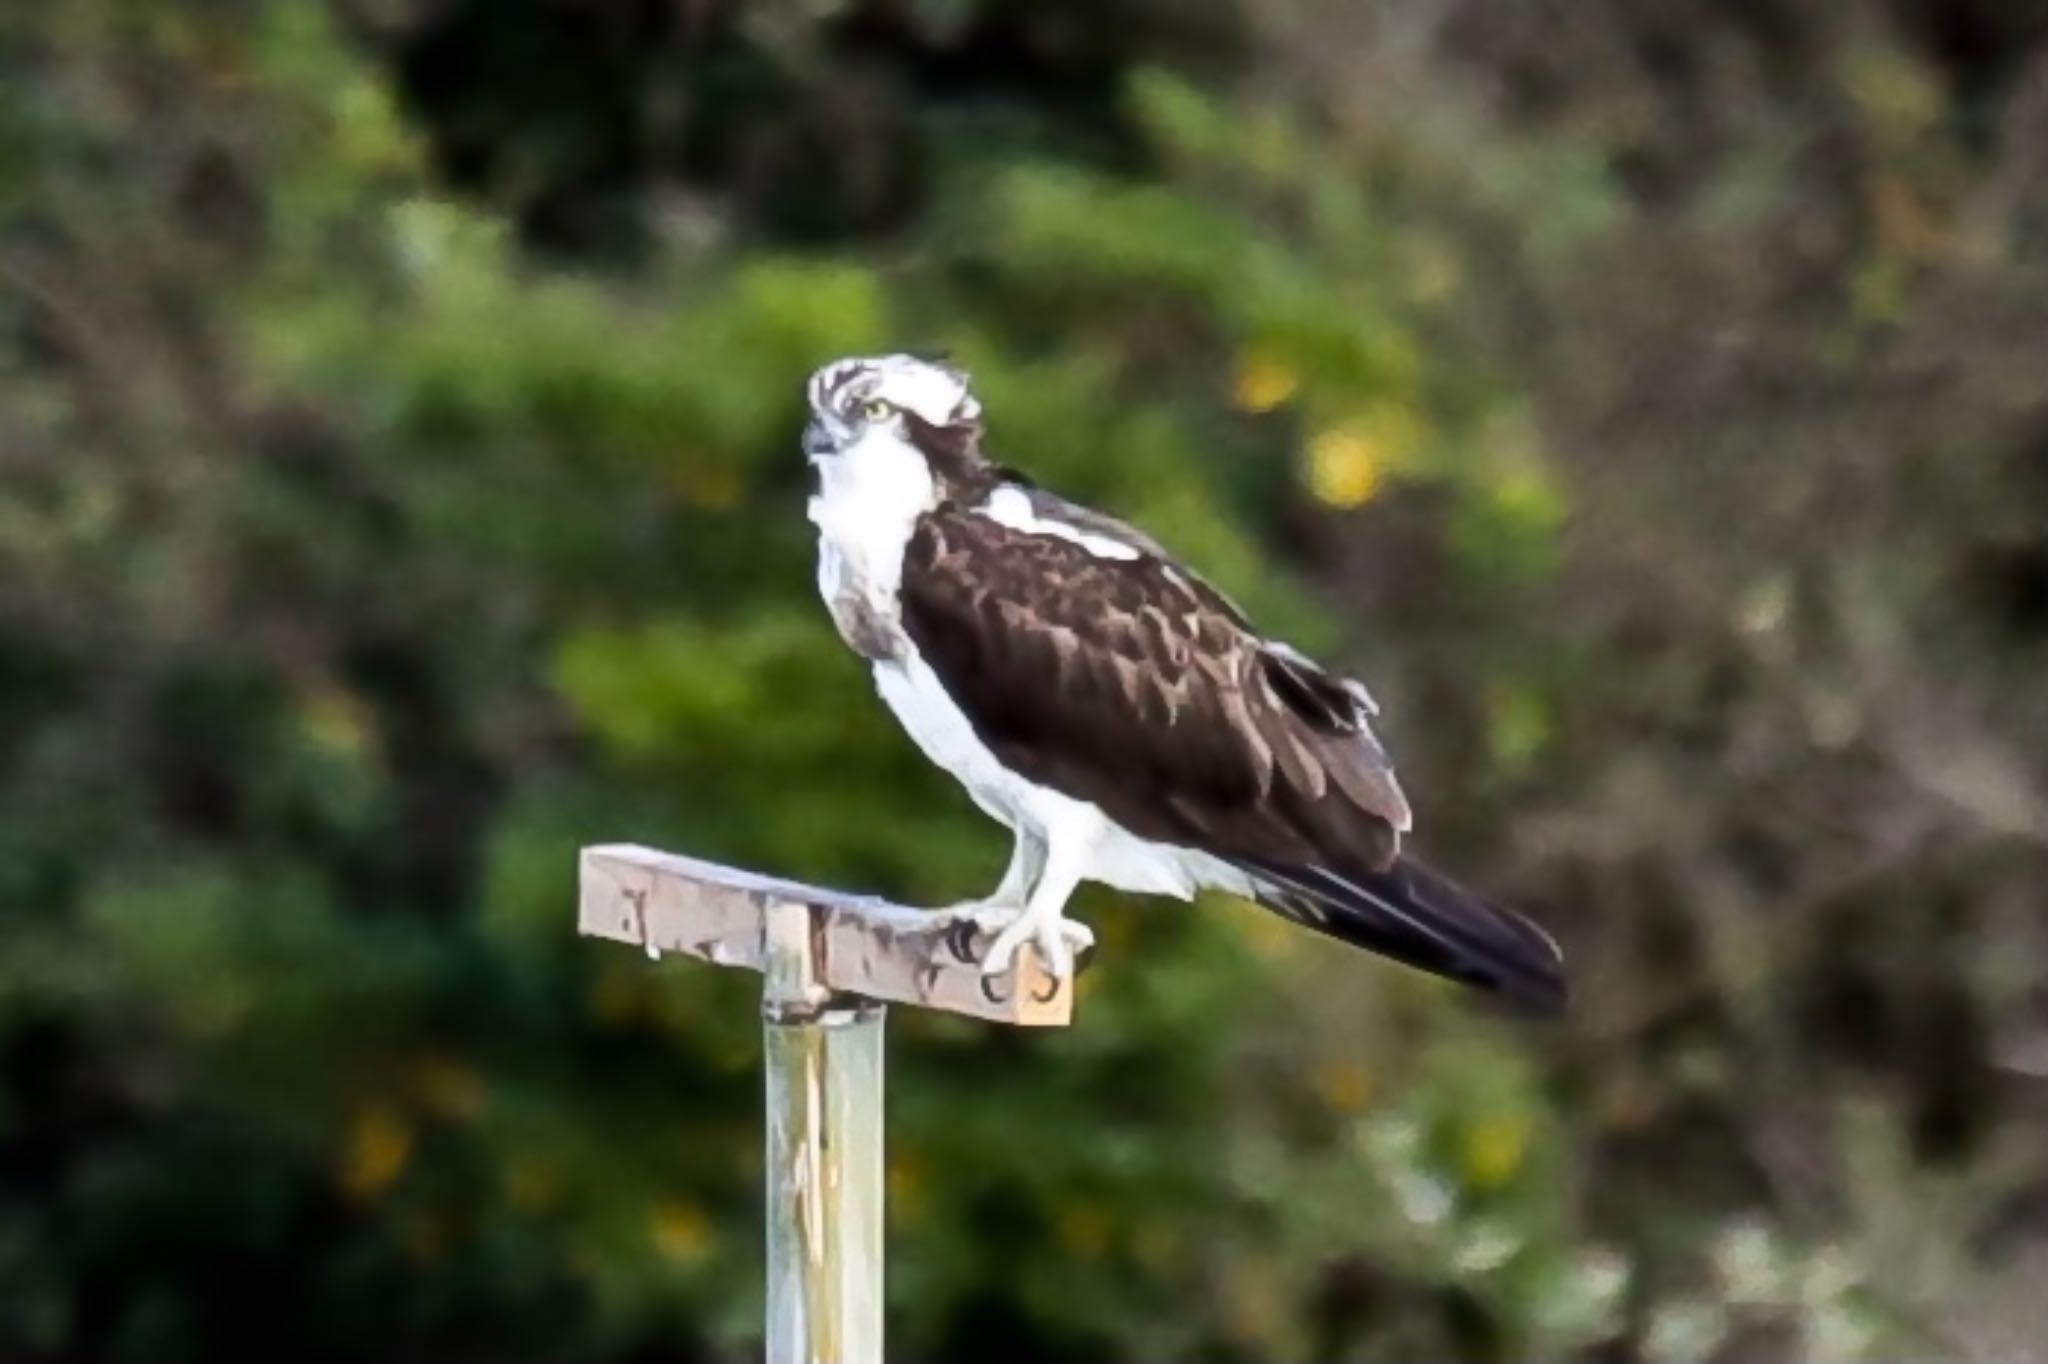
left=577, top=843, right=1077, bottom=1025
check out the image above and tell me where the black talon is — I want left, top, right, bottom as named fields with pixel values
left=1031, top=973, right=1061, bottom=1004
left=943, top=917, right=981, bottom=965
left=980, top=971, right=1011, bottom=1005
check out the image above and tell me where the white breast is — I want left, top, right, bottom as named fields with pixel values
left=808, top=429, right=934, bottom=602
left=873, top=652, right=1033, bottom=826
left=810, top=432, right=1241, bottom=904
left=875, top=648, right=1234, bottom=902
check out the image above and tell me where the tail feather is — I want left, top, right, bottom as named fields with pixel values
left=1236, top=854, right=1567, bottom=1013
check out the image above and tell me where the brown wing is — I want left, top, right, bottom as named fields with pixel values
left=898, top=497, right=1567, bottom=1012
left=898, top=501, right=1410, bottom=877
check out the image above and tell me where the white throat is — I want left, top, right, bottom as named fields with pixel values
left=809, top=426, right=936, bottom=605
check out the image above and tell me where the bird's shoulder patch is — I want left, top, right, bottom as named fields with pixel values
left=972, top=485, right=1144, bottom=561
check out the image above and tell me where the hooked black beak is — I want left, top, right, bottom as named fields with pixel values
left=802, top=420, right=835, bottom=458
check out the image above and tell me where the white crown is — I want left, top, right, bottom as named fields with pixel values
left=808, top=354, right=980, bottom=427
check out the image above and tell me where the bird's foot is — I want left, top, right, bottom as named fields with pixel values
left=979, top=906, right=1094, bottom=983
left=928, top=900, right=1024, bottom=967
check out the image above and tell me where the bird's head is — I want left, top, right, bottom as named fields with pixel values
left=802, top=354, right=985, bottom=477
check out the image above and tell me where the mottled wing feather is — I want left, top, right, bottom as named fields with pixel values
left=898, top=499, right=1408, bottom=875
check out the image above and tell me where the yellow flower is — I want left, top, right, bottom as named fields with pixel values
left=650, top=1202, right=713, bottom=1262
left=1307, top=425, right=1385, bottom=508
left=1313, top=1060, right=1374, bottom=1114
left=1307, top=404, right=1423, bottom=509
left=339, top=1103, right=413, bottom=1201
left=1462, top=1112, right=1531, bottom=1191
left=1232, top=352, right=1300, bottom=413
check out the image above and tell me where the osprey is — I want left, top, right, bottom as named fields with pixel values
left=802, top=354, right=1566, bottom=1012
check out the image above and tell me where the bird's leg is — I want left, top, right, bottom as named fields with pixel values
left=978, top=827, right=1094, bottom=982
left=929, top=830, right=1045, bottom=962
left=984, top=827, right=1047, bottom=910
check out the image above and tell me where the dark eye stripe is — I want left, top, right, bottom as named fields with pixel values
left=809, top=361, right=868, bottom=415
left=841, top=375, right=880, bottom=414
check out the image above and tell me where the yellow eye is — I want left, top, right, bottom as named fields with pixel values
left=860, top=398, right=894, bottom=422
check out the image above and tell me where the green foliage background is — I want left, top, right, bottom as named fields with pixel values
left=3, top=1, right=2045, bottom=1360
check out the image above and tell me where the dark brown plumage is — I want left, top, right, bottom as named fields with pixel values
left=803, top=355, right=1564, bottom=1007
left=898, top=489, right=1567, bottom=1012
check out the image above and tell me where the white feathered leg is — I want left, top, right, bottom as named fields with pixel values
left=930, top=827, right=1043, bottom=920
left=983, top=828, right=1047, bottom=909
left=979, top=815, right=1096, bottom=981
left=928, top=827, right=1045, bottom=965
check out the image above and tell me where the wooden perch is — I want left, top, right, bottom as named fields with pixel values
left=577, top=844, right=1078, bottom=1026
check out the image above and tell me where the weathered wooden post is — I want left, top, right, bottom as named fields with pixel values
left=578, top=844, right=1077, bottom=1364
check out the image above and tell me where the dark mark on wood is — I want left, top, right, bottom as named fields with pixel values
left=625, top=885, right=651, bottom=950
